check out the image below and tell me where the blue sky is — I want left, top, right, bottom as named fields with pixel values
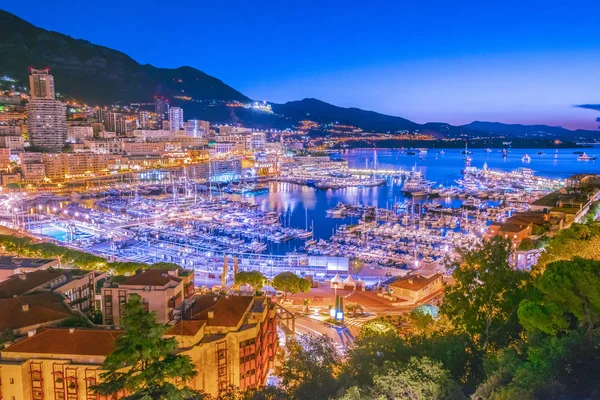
left=4, top=0, right=600, bottom=129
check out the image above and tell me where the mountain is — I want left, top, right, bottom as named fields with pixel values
left=272, top=99, right=480, bottom=137
left=462, top=121, right=599, bottom=140
left=1, top=9, right=598, bottom=138
left=272, top=98, right=420, bottom=132
left=0, top=10, right=249, bottom=105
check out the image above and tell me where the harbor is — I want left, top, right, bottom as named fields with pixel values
left=0, top=147, right=593, bottom=283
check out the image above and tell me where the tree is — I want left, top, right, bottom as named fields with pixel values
left=345, top=303, right=364, bottom=317
left=517, top=238, right=535, bottom=251
left=93, top=294, right=202, bottom=399
left=536, top=222, right=600, bottom=271
left=442, top=237, right=530, bottom=351
left=342, top=319, right=406, bottom=386
left=150, top=262, right=183, bottom=270
left=410, top=308, right=434, bottom=334
left=272, top=272, right=310, bottom=300
left=280, top=335, right=341, bottom=400
left=235, top=271, right=267, bottom=292
left=519, top=257, right=600, bottom=337
left=0, top=329, right=15, bottom=346
left=340, top=357, right=465, bottom=400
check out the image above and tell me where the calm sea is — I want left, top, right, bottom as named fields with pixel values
left=239, top=148, right=600, bottom=254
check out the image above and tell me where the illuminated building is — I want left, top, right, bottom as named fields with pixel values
left=132, top=129, right=175, bottom=141
left=0, top=135, right=24, bottom=151
left=155, top=97, right=169, bottom=121
left=217, top=125, right=232, bottom=135
left=169, top=107, right=184, bottom=131
left=27, top=99, right=67, bottom=151
left=101, top=268, right=195, bottom=326
left=28, top=68, right=55, bottom=99
left=0, top=269, right=103, bottom=317
left=0, top=294, right=285, bottom=400
left=185, top=119, right=210, bottom=137
left=0, top=256, right=59, bottom=282
left=214, top=141, right=236, bottom=154
left=388, top=273, right=443, bottom=303
left=42, top=153, right=125, bottom=181
left=166, top=295, right=279, bottom=397
left=138, top=111, right=150, bottom=129
left=0, top=327, right=121, bottom=400
left=79, top=139, right=124, bottom=155
left=0, top=148, right=10, bottom=170
left=26, top=69, right=67, bottom=151
left=122, top=141, right=166, bottom=157
left=20, top=152, right=46, bottom=182
left=0, top=126, right=22, bottom=136
left=66, top=125, right=94, bottom=143
left=249, top=132, right=266, bottom=151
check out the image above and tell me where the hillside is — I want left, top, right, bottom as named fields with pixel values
left=271, top=98, right=420, bottom=132
left=0, top=10, right=249, bottom=105
left=462, top=121, right=599, bottom=140
left=1, top=9, right=598, bottom=138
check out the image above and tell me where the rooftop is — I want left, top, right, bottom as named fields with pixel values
left=166, top=319, right=206, bottom=336
left=118, top=269, right=182, bottom=287
left=2, top=327, right=120, bottom=356
left=389, top=273, right=443, bottom=292
left=0, top=292, right=72, bottom=331
left=0, top=256, right=57, bottom=271
left=189, top=295, right=254, bottom=327
left=0, top=269, right=66, bottom=298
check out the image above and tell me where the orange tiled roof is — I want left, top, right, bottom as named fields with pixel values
left=390, top=273, right=442, bottom=292
left=166, top=319, right=206, bottom=336
left=2, top=327, right=120, bottom=356
left=189, top=295, right=254, bottom=327
left=119, top=269, right=182, bottom=287
left=0, top=292, right=72, bottom=331
left=0, top=269, right=66, bottom=298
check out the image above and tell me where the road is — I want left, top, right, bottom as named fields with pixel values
left=293, top=313, right=355, bottom=351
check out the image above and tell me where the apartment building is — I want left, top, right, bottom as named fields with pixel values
left=101, top=268, right=195, bottom=326
left=0, top=327, right=120, bottom=400
left=0, top=294, right=282, bottom=400
left=0, top=135, right=24, bottom=152
left=0, top=256, right=59, bottom=282
left=166, top=295, right=278, bottom=397
left=42, top=153, right=125, bottom=181
left=0, top=269, right=101, bottom=316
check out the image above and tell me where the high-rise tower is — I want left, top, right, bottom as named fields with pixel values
left=29, top=68, right=55, bottom=99
left=26, top=69, right=66, bottom=151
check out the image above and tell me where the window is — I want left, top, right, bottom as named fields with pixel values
left=10, top=378, right=14, bottom=384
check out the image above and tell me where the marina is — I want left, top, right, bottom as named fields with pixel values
left=0, top=147, right=594, bottom=280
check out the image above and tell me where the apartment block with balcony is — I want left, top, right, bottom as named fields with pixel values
left=0, top=327, right=120, bottom=400
left=0, top=268, right=102, bottom=317
left=166, top=295, right=279, bottom=397
left=101, top=268, right=194, bottom=326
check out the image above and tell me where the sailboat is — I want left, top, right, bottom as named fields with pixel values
left=461, top=141, right=472, bottom=155
left=462, top=141, right=472, bottom=164
left=522, top=154, right=531, bottom=163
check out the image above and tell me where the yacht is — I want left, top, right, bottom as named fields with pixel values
left=484, top=148, right=492, bottom=153
left=578, top=153, right=597, bottom=161
left=522, top=154, right=531, bottom=163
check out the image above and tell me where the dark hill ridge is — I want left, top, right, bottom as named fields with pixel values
left=271, top=98, right=420, bottom=132
left=0, top=10, right=248, bottom=105
left=1, top=9, right=598, bottom=138
left=462, top=121, right=600, bottom=140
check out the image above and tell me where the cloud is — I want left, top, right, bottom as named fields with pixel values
left=575, top=104, right=600, bottom=111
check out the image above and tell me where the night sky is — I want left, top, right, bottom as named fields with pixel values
left=3, top=1, right=600, bottom=129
